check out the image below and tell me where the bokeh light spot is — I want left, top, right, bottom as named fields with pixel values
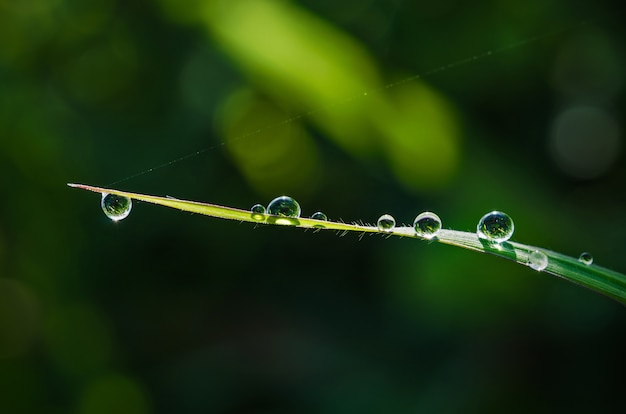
left=58, top=23, right=138, bottom=106
left=44, top=305, right=114, bottom=377
left=552, top=31, right=624, bottom=102
left=219, top=89, right=321, bottom=196
left=379, top=82, right=460, bottom=191
left=0, top=278, right=39, bottom=358
left=549, top=106, right=621, bottom=179
left=78, top=374, right=151, bottom=414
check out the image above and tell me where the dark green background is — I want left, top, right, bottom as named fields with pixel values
left=1, top=1, right=625, bottom=413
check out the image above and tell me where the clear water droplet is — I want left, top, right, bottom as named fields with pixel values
left=377, top=214, right=395, bottom=231
left=101, top=193, right=132, bottom=221
left=251, top=203, right=266, bottom=220
left=413, top=212, right=442, bottom=239
left=579, top=252, right=593, bottom=265
left=311, top=212, right=328, bottom=221
left=477, top=211, right=514, bottom=243
left=267, top=196, right=301, bottom=218
left=528, top=250, right=548, bottom=271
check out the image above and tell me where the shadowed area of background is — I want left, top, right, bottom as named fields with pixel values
left=1, top=0, right=625, bottom=413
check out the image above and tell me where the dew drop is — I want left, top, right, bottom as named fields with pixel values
left=267, top=196, right=301, bottom=218
left=101, top=193, right=132, bottom=221
left=413, top=211, right=442, bottom=239
left=579, top=252, right=593, bottom=265
left=377, top=214, right=395, bottom=231
left=528, top=250, right=548, bottom=271
left=311, top=211, right=328, bottom=221
left=251, top=203, right=266, bottom=220
left=477, top=211, right=514, bottom=243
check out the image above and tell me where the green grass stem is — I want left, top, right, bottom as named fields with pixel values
left=68, top=183, right=626, bottom=305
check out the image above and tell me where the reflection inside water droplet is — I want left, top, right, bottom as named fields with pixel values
left=413, top=212, right=442, bottom=239
left=251, top=204, right=266, bottom=220
left=101, top=193, right=132, bottom=221
left=311, top=212, right=328, bottom=221
left=579, top=252, right=593, bottom=265
left=477, top=211, right=514, bottom=243
left=528, top=250, right=548, bottom=271
left=377, top=214, right=395, bottom=231
left=267, top=196, right=301, bottom=218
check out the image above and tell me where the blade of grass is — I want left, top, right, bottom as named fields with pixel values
left=68, top=183, right=626, bottom=305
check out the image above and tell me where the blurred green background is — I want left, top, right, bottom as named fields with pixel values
left=1, top=0, right=625, bottom=412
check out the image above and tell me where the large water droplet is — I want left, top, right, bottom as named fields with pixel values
left=528, top=250, right=548, bottom=271
left=377, top=214, right=395, bottom=231
left=251, top=203, right=266, bottom=220
left=267, top=196, right=301, bottom=218
left=311, top=212, right=328, bottom=221
left=477, top=211, right=514, bottom=243
left=579, top=252, right=593, bottom=265
left=101, top=193, right=132, bottom=221
left=413, top=212, right=442, bottom=239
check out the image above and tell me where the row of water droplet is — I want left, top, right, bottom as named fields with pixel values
left=375, top=212, right=443, bottom=240
left=252, top=196, right=444, bottom=239
left=100, top=193, right=593, bottom=268
left=375, top=210, right=514, bottom=242
left=250, top=196, right=327, bottom=223
left=526, top=249, right=593, bottom=271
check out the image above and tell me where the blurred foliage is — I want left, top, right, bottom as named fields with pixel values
left=1, top=0, right=625, bottom=413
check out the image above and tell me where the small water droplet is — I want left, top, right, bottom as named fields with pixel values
left=477, top=211, right=514, bottom=243
left=528, top=250, right=548, bottom=271
left=377, top=214, right=395, bottom=231
left=311, top=212, right=328, bottom=221
left=267, top=196, right=301, bottom=218
left=579, top=252, right=593, bottom=265
left=413, top=212, right=442, bottom=239
left=251, top=203, right=266, bottom=220
left=101, top=193, right=132, bottom=221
